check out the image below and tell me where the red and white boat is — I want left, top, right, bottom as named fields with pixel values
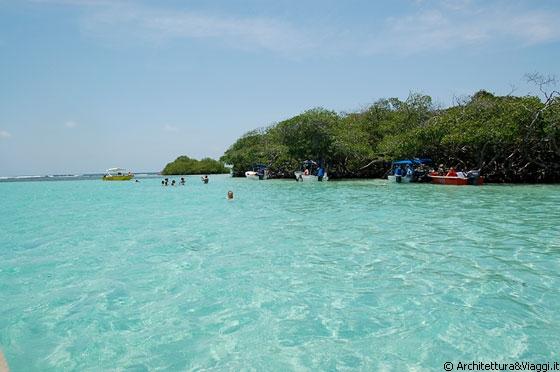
left=429, top=170, right=483, bottom=185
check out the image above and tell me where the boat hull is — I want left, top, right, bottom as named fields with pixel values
left=245, top=171, right=267, bottom=180
left=387, top=175, right=411, bottom=183
left=294, top=171, right=328, bottom=182
left=102, top=175, right=134, bottom=181
left=429, top=173, right=483, bottom=185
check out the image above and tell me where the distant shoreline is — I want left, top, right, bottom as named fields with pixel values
left=0, top=172, right=161, bottom=182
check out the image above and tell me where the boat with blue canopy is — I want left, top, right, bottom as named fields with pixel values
left=388, top=158, right=432, bottom=183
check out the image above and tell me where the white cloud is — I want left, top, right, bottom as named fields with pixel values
left=163, top=123, right=178, bottom=132
left=502, top=11, right=560, bottom=46
left=0, top=130, right=11, bottom=137
left=78, top=5, right=316, bottom=56
left=64, top=121, right=78, bottom=128
left=31, top=0, right=560, bottom=57
left=362, top=3, right=560, bottom=55
left=440, top=0, right=480, bottom=14
left=30, top=0, right=118, bottom=6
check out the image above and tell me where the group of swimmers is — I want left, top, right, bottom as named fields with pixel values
left=160, top=177, right=235, bottom=199
left=161, top=177, right=186, bottom=186
left=161, top=175, right=211, bottom=186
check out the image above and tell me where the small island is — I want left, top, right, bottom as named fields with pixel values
left=219, top=76, right=560, bottom=183
left=159, top=75, right=559, bottom=184
left=161, top=156, right=229, bottom=175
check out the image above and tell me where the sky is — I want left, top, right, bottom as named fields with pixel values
left=1, top=0, right=559, bottom=176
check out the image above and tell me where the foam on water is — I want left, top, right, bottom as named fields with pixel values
left=1, top=175, right=559, bottom=371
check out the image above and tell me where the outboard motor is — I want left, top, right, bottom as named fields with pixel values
left=466, top=170, right=480, bottom=185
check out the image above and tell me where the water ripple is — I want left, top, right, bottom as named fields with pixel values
left=1, top=179, right=559, bottom=370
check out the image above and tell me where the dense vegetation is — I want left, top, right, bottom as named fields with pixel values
left=221, top=77, right=560, bottom=183
left=161, top=156, right=229, bottom=175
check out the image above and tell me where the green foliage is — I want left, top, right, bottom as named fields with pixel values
left=375, top=93, right=436, bottom=159
left=220, top=126, right=288, bottom=175
left=161, top=156, right=229, bottom=175
left=275, top=108, right=339, bottom=161
left=217, top=85, right=560, bottom=182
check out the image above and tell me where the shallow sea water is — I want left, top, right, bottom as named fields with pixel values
left=1, top=175, right=559, bottom=371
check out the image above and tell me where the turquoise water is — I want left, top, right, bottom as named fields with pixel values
left=1, top=175, right=559, bottom=371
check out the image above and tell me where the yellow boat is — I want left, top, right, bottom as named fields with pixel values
left=102, top=168, right=134, bottom=181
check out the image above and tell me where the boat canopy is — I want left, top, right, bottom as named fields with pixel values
left=107, top=167, right=126, bottom=172
left=391, top=158, right=432, bottom=166
left=252, top=164, right=267, bottom=168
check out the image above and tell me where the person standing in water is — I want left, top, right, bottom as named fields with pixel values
left=317, top=166, right=325, bottom=181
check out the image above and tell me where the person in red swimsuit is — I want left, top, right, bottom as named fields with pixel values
left=446, top=167, right=457, bottom=177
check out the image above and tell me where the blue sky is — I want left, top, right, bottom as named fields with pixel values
left=1, top=0, right=559, bottom=176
